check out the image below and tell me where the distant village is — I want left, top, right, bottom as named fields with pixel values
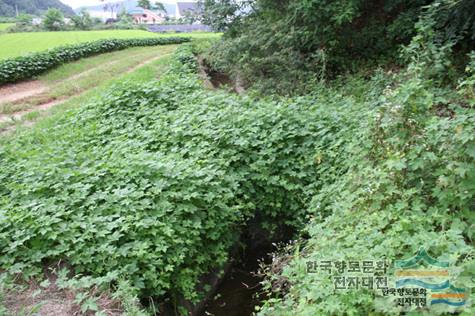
left=85, top=1, right=200, bottom=23
left=19, top=1, right=212, bottom=33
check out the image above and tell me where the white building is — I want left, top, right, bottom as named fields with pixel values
left=88, top=10, right=118, bottom=21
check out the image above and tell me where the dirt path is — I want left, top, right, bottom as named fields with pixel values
left=0, top=81, right=48, bottom=104
left=55, top=49, right=162, bottom=84
left=0, top=53, right=171, bottom=126
left=0, top=50, right=163, bottom=106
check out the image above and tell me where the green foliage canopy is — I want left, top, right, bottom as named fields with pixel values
left=0, top=0, right=75, bottom=17
left=201, top=0, right=475, bottom=94
left=71, top=9, right=93, bottom=31
left=42, top=8, right=65, bottom=31
left=138, top=0, right=152, bottom=10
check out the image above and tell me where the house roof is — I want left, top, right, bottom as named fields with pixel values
left=177, top=2, right=199, bottom=14
left=128, top=7, right=163, bottom=17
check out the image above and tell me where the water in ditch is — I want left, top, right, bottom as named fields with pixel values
left=199, top=222, right=293, bottom=316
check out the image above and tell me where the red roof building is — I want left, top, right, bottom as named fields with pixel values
left=129, top=7, right=165, bottom=24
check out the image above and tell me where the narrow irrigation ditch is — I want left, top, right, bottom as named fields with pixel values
left=146, top=56, right=298, bottom=316
left=152, top=215, right=294, bottom=316
left=199, top=218, right=293, bottom=316
left=198, top=57, right=245, bottom=94
left=0, top=47, right=312, bottom=316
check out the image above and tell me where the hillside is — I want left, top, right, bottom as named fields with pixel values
left=0, top=0, right=75, bottom=17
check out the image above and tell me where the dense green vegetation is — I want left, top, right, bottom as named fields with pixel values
left=41, top=8, right=66, bottom=31
left=0, top=37, right=189, bottom=84
left=0, top=44, right=334, bottom=313
left=0, top=0, right=473, bottom=315
left=1, top=39, right=472, bottom=315
left=256, top=64, right=475, bottom=316
left=199, top=0, right=475, bottom=315
left=202, top=0, right=475, bottom=94
left=0, top=0, right=74, bottom=17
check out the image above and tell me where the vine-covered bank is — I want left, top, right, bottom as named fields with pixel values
left=1, top=0, right=474, bottom=312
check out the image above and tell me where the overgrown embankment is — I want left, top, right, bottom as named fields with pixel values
left=256, top=74, right=475, bottom=315
left=0, top=25, right=474, bottom=315
left=0, top=44, right=370, bottom=314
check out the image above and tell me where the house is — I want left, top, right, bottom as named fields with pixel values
left=175, top=2, right=200, bottom=19
left=129, top=7, right=165, bottom=24
left=88, top=10, right=118, bottom=21
left=31, top=17, right=72, bottom=26
left=32, top=18, right=42, bottom=26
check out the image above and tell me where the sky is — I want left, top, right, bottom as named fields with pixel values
left=60, top=1, right=182, bottom=9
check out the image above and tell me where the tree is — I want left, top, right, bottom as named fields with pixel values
left=154, top=2, right=167, bottom=13
left=181, top=10, right=201, bottom=24
left=42, top=8, right=64, bottom=31
left=199, top=0, right=248, bottom=33
left=101, top=1, right=120, bottom=18
left=71, top=8, right=93, bottom=30
left=117, top=7, right=128, bottom=20
left=138, top=0, right=152, bottom=10
left=0, top=0, right=75, bottom=17
left=117, top=7, right=134, bottom=28
left=16, top=13, right=33, bottom=25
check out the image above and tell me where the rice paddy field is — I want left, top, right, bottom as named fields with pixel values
left=0, top=30, right=219, bottom=60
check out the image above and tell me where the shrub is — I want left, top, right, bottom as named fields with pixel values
left=42, top=8, right=65, bottom=31
left=202, top=0, right=429, bottom=94
left=0, top=37, right=191, bottom=85
left=16, top=14, right=33, bottom=26
left=257, top=66, right=475, bottom=316
left=0, top=17, right=16, bottom=23
left=71, top=9, right=93, bottom=31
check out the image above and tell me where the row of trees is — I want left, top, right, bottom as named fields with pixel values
left=12, top=1, right=167, bottom=32
left=138, top=0, right=166, bottom=12
left=14, top=9, right=97, bottom=31
left=13, top=8, right=136, bottom=32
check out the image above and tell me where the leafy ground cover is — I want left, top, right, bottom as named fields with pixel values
left=0, top=47, right=178, bottom=316
left=0, top=56, right=178, bottom=316
left=256, top=74, right=475, bottom=315
left=0, top=43, right=374, bottom=314
left=0, top=3, right=473, bottom=312
left=1, top=36, right=474, bottom=315
left=0, top=30, right=219, bottom=60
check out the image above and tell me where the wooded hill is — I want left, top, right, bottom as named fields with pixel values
left=0, top=0, right=75, bottom=17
